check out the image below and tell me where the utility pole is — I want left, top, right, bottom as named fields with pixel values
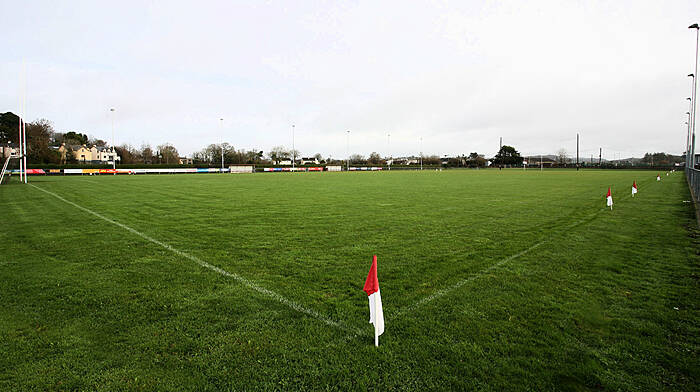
left=499, top=137, right=502, bottom=150
left=346, top=130, right=350, bottom=171
left=599, top=147, right=602, bottom=167
left=292, top=124, right=295, bottom=169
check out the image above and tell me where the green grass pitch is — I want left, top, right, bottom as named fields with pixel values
left=1, top=169, right=698, bottom=390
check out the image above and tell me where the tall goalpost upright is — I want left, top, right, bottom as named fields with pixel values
left=13, top=60, right=28, bottom=184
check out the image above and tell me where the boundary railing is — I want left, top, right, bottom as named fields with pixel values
left=686, top=168, right=700, bottom=225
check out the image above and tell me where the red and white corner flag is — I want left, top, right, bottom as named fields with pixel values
left=632, top=181, right=638, bottom=197
left=606, top=187, right=613, bottom=210
left=363, top=255, right=384, bottom=347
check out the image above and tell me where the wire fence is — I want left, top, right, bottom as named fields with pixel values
left=686, top=168, right=700, bottom=225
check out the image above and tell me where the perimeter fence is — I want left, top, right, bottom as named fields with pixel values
left=686, top=168, right=700, bottom=225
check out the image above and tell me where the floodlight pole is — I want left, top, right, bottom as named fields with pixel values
left=292, top=124, right=295, bottom=169
left=110, top=108, right=116, bottom=170
left=688, top=110, right=693, bottom=166
left=687, top=97, right=693, bottom=167
left=690, top=23, right=700, bottom=169
left=576, top=133, right=579, bottom=171
left=346, top=130, right=350, bottom=171
left=387, top=133, right=391, bottom=171
left=420, top=137, right=423, bottom=170
left=689, top=78, right=696, bottom=169
left=220, top=118, right=224, bottom=171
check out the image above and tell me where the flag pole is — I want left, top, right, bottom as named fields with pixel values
left=375, top=329, right=379, bottom=347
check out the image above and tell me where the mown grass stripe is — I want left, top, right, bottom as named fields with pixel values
left=28, top=183, right=366, bottom=337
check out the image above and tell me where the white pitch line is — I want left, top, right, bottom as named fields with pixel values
left=388, top=177, right=659, bottom=321
left=388, top=241, right=545, bottom=320
left=29, top=184, right=365, bottom=336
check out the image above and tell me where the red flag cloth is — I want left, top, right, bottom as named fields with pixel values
left=363, top=255, right=379, bottom=296
left=606, top=187, right=611, bottom=198
left=633, top=181, right=637, bottom=189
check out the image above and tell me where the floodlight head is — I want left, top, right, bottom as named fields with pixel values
left=689, top=97, right=693, bottom=101
left=690, top=23, right=699, bottom=29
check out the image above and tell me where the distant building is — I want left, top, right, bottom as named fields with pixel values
left=0, top=142, right=19, bottom=159
left=57, top=143, right=121, bottom=164
left=525, top=156, right=556, bottom=167
left=391, top=156, right=419, bottom=165
left=300, top=157, right=319, bottom=165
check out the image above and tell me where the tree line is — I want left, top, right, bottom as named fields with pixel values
left=0, top=111, right=496, bottom=167
left=10, top=111, right=676, bottom=168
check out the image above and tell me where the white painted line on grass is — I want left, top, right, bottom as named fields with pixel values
left=388, top=241, right=545, bottom=320
left=389, top=177, right=659, bottom=321
left=29, top=184, right=366, bottom=336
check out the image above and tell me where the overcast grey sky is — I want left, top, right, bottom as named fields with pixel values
left=1, top=0, right=699, bottom=159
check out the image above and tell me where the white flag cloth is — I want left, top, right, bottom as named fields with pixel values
left=632, top=181, right=638, bottom=196
left=363, top=255, right=385, bottom=346
left=368, top=290, right=384, bottom=336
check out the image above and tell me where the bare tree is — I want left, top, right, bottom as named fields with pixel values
left=349, top=154, right=366, bottom=164
left=140, top=144, right=154, bottom=164
left=157, top=143, right=179, bottom=164
left=367, top=152, right=385, bottom=165
left=115, top=144, right=139, bottom=164
left=556, top=148, right=569, bottom=165
left=268, top=146, right=291, bottom=163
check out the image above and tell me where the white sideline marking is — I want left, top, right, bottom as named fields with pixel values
left=388, top=242, right=545, bottom=320
left=29, top=184, right=365, bottom=336
left=388, top=177, right=658, bottom=321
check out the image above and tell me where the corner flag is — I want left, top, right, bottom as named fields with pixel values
left=363, top=255, right=384, bottom=346
left=606, top=187, right=613, bottom=210
left=632, top=181, right=638, bottom=197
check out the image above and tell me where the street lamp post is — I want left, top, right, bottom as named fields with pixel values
left=690, top=23, right=699, bottom=169
left=110, top=108, right=116, bottom=170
